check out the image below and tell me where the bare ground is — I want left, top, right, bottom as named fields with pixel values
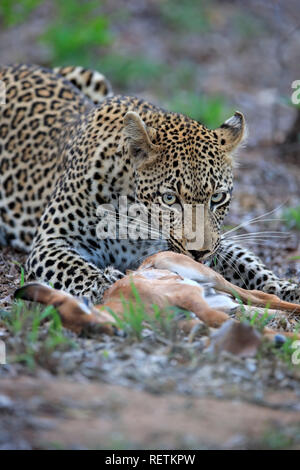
left=1, top=377, right=300, bottom=450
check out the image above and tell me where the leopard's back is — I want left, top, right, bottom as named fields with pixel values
left=0, top=64, right=100, bottom=250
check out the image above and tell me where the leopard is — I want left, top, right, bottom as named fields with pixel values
left=0, top=63, right=299, bottom=304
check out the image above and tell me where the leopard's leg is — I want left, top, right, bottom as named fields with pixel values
left=26, top=240, right=123, bottom=304
left=208, top=240, right=300, bottom=303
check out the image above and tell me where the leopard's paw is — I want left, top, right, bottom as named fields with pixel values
left=263, top=281, right=300, bottom=304
left=103, top=266, right=124, bottom=283
left=83, top=268, right=124, bottom=303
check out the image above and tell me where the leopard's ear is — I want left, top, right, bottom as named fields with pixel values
left=124, top=112, right=159, bottom=169
left=215, top=111, right=246, bottom=154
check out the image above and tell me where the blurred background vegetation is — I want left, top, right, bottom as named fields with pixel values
left=1, top=0, right=295, bottom=130
left=0, top=0, right=235, bottom=127
left=0, top=0, right=299, bottom=132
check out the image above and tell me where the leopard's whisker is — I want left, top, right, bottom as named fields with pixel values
left=222, top=204, right=287, bottom=237
left=226, top=233, right=290, bottom=240
left=103, top=209, right=180, bottom=240
left=227, top=238, right=287, bottom=243
left=98, top=208, right=163, bottom=230
left=96, top=208, right=163, bottom=237
left=222, top=218, right=284, bottom=236
left=223, top=230, right=288, bottom=238
left=225, top=240, right=284, bottom=246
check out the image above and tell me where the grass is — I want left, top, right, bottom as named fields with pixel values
left=109, top=284, right=146, bottom=341
left=257, top=426, right=300, bottom=450
left=159, top=0, right=211, bottom=33
left=283, top=206, right=300, bottom=231
left=246, top=308, right=275, bottom=331
left=232, top=12, right=266, bottom=39
left=0, top=299, right=75, bottom=369
left=233, top=292, right=276, bottom=333
left=2, top=261, right=300, bottom=373
left=222, top=224, right=236, bottom=232
left=41, top=0, right=111, bottom=65
left=233, top=291, right=300, bottom=364
left=275, top=336, right=300, bottom=365
left=106, top=280, right=190, bottom=341
left=0, top=0, right=42, bottom=27
left=232, top=290, right=275, bottom=330
left=2, top=264, right=188, bottom=371
left=254, top=320, right=300, bottom=367
left=0, top=0, right=111, bottom=63
left=11, top=260, right=25, bottom=287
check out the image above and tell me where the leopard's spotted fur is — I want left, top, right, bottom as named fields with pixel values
left=0, top=64, right=299, bottom=303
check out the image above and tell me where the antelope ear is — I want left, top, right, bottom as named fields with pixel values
left=216, top=111, right=246, bottom=153
left=124, top=111, right=159, bottom=168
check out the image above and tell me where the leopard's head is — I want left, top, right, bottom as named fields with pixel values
left=124, top=110, right=246, bottom=260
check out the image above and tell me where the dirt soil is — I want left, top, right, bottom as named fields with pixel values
left=1, top=376, right=300, bottom=450
left=0, top=0, right=300, bottom=450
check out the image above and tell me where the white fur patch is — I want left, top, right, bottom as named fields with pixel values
left=179, top=278, right=238, bottom=312
left=78, top=302, right=92, bottom=315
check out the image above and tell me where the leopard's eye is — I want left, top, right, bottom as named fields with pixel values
left=210, top=192, right=228, bottom=207
left=162, top=193, right=177, bottom=205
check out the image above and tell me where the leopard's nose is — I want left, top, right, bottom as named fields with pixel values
left=189, top=250, right=210, bottom=261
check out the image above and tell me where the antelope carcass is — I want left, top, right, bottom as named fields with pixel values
left=15, top=251, right=300, bottom=340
